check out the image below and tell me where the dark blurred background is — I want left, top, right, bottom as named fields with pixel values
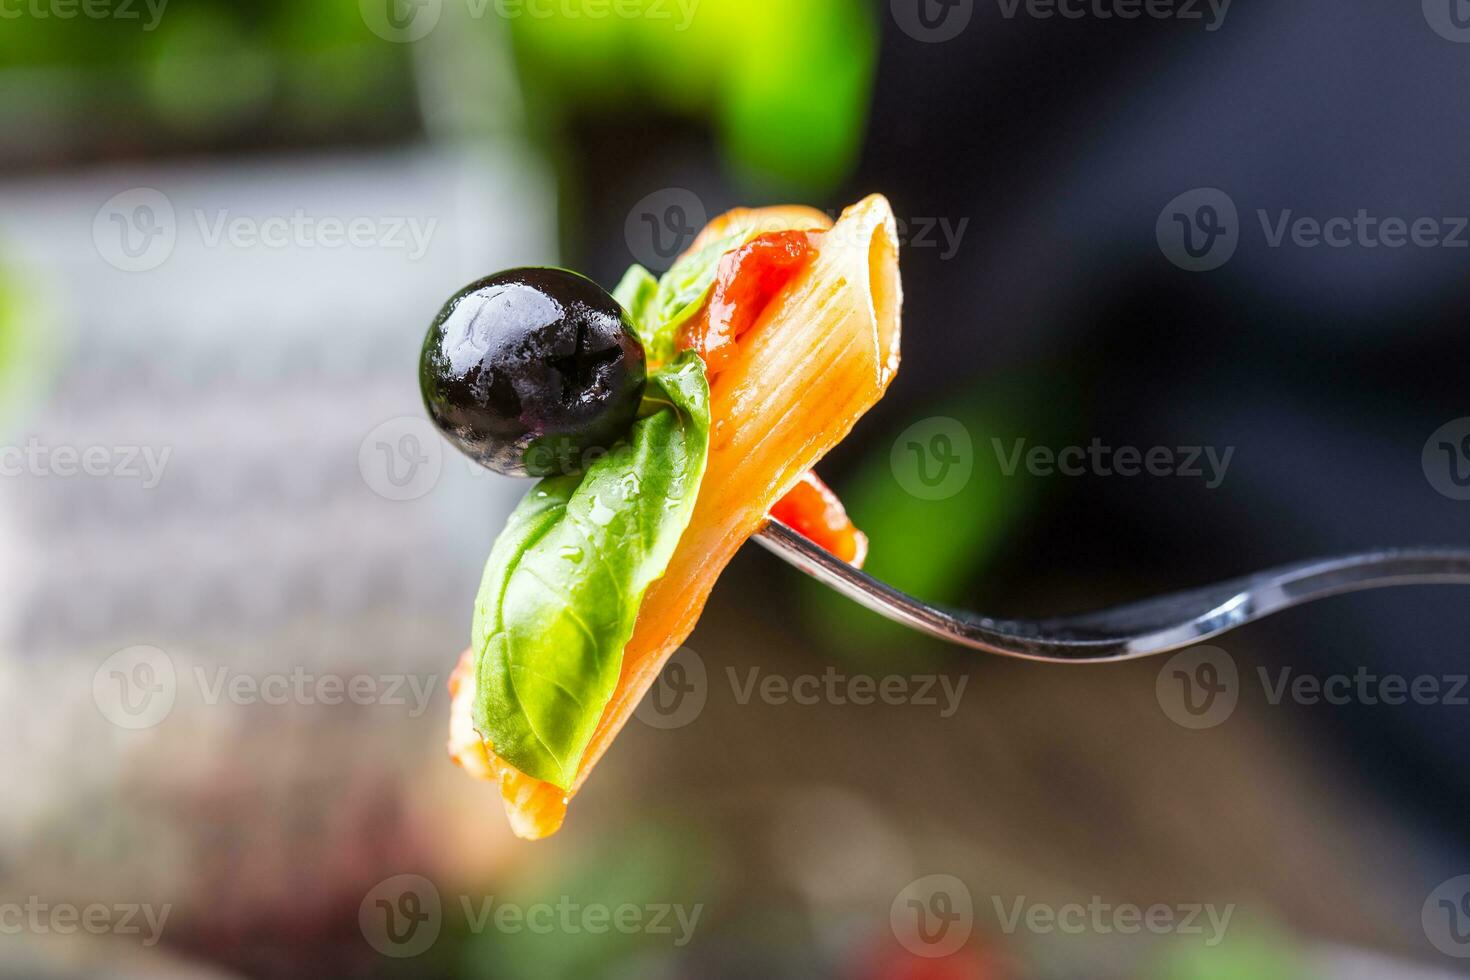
left=2, top=1, right=1469, bottom=977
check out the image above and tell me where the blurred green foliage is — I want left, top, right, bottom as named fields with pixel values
left=3, top=0, right=874, bottom=189
left=0, top=260, right=30, bottom=431
left=0, top=0, right=384, bottom=67
left=1151, top=929, right=1312, bottom=980
left=144, top=6, right=277, bottom=131
left=457, top=821, right=717, bottom=978
left=142, top=2, right=396, bottom=131
left=0, top=267, right=13, bottom=374
left=0, top=1, right=413, bottom=145
left=509, top=0, right=877, bottom=191
left=0, top=253, right=59, bottom=432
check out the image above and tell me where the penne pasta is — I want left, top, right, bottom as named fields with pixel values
left=449, top=195, right=903, bottom=839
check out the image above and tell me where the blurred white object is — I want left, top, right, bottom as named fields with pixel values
left=0, top=144, right=551, bottom=660
left=1312, top=943, right=1470, bottom=979
left=0, top=144, right=554, bottom=923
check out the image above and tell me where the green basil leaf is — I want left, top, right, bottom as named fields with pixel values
left=644, top=231, right=741, bottom=362
left=471, top=352, right=711, bottom=789
left=612, top=264, right=659, bottom=349
left=622, top=228, right=753, bottom=364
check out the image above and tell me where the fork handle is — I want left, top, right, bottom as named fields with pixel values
left=754, top=521, right=1470, bottom=663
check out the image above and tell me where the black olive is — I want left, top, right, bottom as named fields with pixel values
left=420, top=268, right=647, bottom=477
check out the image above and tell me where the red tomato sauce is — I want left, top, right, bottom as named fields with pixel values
left=680, top=230, right=818, bottom=375
left=679, top=230, right=867, bottom=566
left=769, top=471, right=869, bottom=567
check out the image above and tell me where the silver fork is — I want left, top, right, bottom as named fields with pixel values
left=754, top=521, right=1470, bottom=663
